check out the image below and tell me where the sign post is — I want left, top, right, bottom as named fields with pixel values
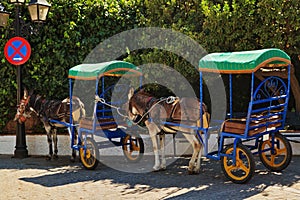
left=4, top=36, right=31, bottom=158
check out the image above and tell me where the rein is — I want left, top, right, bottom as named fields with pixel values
left=95, top=95, right=129, bottom=118
left=95, top=95, right=179, bottom=125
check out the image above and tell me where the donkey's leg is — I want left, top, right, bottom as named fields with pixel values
left=44, top=123, right=53, bottom=160
left=150, top=134, right=160, bottom=171
left=70, top=129, right=80, bottom=162
left=194, top=142, right=203, bottom=174
left=145, top=121, right=161, bottom=171
left=70, top=132, right=77, bottom=162
left=183, top=133, right=201, bottom=174
left=68, top=126, right=77, bottom=162
left=52, top=128, right=58, bottom=159
left=159, top=134, right=166, bottom=170
left=70, top=149, right=76, bottom=162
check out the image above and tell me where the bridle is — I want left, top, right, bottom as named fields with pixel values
left=15, top=96, right=31, bottom=123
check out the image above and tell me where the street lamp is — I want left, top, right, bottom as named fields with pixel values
left=9, top=0, right=26, bottom=5
left=0, top=0, right=51, bottom=158
left=0, top=4, right=10, bottom=28
left=28, top=0, right=51, bottom=22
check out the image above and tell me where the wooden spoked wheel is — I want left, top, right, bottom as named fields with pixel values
left=221, top=144, right=255, bottom=184
left=122, top=134, right=144, bottom=162
left=79, top=137, right=99, bottom=170
left=259, top=132, right=292, bottom=172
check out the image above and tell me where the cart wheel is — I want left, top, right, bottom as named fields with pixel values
left=79, top=137, right=99, bottom=170
left=122, top=134, right=144, bottom=162
left=259, top=132, right=292, bottom=172
left=221, top=143, right=255, bottom=184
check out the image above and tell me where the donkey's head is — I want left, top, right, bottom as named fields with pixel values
left=124, top=87, right=150, bottom=124
left=14, top=89, right=32, bottom=123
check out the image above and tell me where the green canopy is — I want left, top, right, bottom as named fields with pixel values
left=198, top=48, right=291, bottom=74
left=68, top=61, right=142, bottom=80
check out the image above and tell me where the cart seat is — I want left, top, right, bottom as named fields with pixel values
left=79, top=118, right=117, bottom=130
left=222, top=114, right=282, bottom=136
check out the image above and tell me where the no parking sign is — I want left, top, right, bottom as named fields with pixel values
left=4, top=37, right=31, bottom=65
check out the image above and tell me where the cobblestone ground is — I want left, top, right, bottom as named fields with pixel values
left=0, top=154, right=299, bottom=200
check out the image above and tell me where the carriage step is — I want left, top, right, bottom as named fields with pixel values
left=72, top=145, right=81, bottom=150
left=206, top=151, right=220, bottom=160
left=79, top=118, right=117, bottom=130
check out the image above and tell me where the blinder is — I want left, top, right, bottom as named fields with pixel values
left=127, top=96, right=155, bottom=124
left=132, top=114, right=143, bottom=124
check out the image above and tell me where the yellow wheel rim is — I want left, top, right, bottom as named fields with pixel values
left=80, top=141, right=97, bottom=169
left=80, top=148, right=91, bottom=159
left=223, top=147, right=251, bottom=181
left=260, top=137, right=287, bottom=168
left=123, top=135, right=140, bottom=161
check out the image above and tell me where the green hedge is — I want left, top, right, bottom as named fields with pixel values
left=1, top=0, right=300, bottom=132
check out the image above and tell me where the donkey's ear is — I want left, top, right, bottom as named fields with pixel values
left=29, top=89, right=34, bottom=96
left=24, top=88, right=28, bottom=99
left=128, top=87, right=135, bottom=100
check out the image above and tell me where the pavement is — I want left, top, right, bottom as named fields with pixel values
left=0, top=154, right=300, bottom=200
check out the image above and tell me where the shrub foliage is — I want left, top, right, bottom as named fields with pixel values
left=1, top=0, right=299, bottom=131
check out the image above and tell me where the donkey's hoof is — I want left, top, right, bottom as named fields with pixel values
left=70, top=157, right=76, bottom=163
left=193, top=169, right=200, bottom=174
left=46, top=156, right=51, bottom=161
left=188, top=170, right=194, bottom=175
left=53, top=155, right=59, bottom=160
left=188, top=169, right=199, bottom=175
left=188, top=170, right=199, bottom=175
left=160, top=166, right=166, bottom=171
left=152, top=166, right=161, bottom=172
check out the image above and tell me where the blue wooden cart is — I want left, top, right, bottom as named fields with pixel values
left=68, top=61, right=144, bottom=169
left=198, top=48, right=293, bottom=183
left=65, top=49, right=293, bottom=183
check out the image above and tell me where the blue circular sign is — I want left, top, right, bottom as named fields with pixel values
left=4, top=37, right=31, bottom=65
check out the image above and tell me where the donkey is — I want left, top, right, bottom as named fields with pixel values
left=14, top=89, right=86, bottom=161
left=126, top=88, right=210, bottom=174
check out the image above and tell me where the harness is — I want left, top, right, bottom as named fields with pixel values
left=94, top=94, right=180, bottom=126
left=26, top=95, right=69, bottom=121
left=145, top=97, right=157, bottom=118
left=133, top=96, right=179, bottom=124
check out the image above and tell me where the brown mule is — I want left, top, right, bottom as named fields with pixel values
left=14, top=89, right=86, bottom=161
left=126, top=88, right=210, bottom=173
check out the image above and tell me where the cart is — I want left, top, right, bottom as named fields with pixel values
left=198, top=48, right=293, bottom=183
left=68, top=61, right=144, bottom=169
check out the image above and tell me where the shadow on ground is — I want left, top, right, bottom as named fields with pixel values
left=1, top=154, right=299, bottom=200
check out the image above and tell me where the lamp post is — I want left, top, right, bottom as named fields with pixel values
left=0, top=0, right=51, bottom=158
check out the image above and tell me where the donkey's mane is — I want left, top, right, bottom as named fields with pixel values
left=22, top=91, right=72, bottom=123
left=135, top=89, right=152, bottom=97
left=131, top=89, right=154, bottom=108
